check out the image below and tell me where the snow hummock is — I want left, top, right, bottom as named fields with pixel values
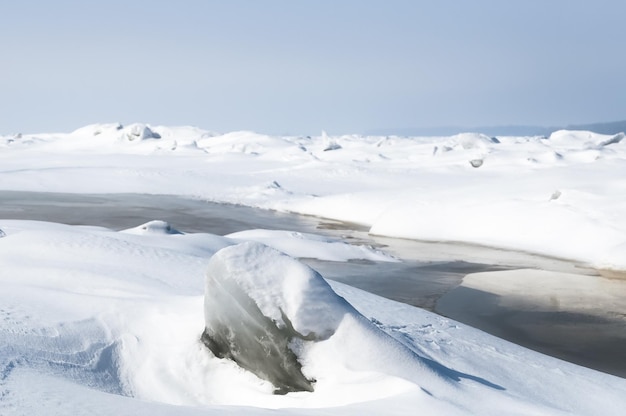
left=202, top=242, right=355, bottom=393
left=204, top=241, right=374, bottom=341
left=122, top=220, right=183, bottom=235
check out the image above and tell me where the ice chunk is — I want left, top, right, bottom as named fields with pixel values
left=321, top=130, right=342, bottom=151
left=323, top=142, right=342, bottom=151
left=201, top=242, right=353, bottom=394
left=122, top=123, right=161, bottom=141
left=597, top=132, right=625, bottom=147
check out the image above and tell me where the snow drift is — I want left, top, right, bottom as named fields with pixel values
left=2, top=220, right=626, bottom=415
left=200, top=241, right=500, bottom=405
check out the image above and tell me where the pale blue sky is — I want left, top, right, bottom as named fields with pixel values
left=1, top=0, right=625, bottom=135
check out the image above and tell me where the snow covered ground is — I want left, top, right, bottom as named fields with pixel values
left=2, top=123, right=626, bottom=414
left=1, top=123, right=625, bottom=271
left=1, top=220, right=626, bottom=415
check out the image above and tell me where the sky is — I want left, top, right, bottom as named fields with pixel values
left=1, top=0, right=625, bottom=135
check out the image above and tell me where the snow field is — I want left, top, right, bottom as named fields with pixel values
left=1, top=220, right=626, bottom=415
left=2, top=124, right=625, bottom=270
left=2, top=123, right=626, bottom=414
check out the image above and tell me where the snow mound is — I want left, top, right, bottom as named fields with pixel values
left=201, top=242, right=459, bottom=400
left=0, top=228, right=5, bottom=238
left=122, top=220, right=183, bottom=235
left=202, top=242, right=355, bottom=393
left=70, top=122, right=124, bottom=137
left=196, top=131, right=291, bottom=156
left=69, top=122, right=162, bottom=143
left=226, top=229, right=396, bottom=262
left=445, top=133, right=497, bottom=151
left=547, top=129, right=594, bottom=147
left=122, top=123, right=161, bottom=141
left=546, top=129, right=623, bottom=150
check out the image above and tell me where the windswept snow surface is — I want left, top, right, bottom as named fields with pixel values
left=2, top=220, right=626, bottom=415
left=1, top=124, right=626, bottom=270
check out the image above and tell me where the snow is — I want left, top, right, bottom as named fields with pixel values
left=1, top=220, right=626, bottom=415
left=2, top=123, right=626, bottom=414
left=202, top=242, right=356, bottom=393
left=226, top=229, right=396, bottom=262
left=205, top=242, right=355, bottom=340
left=2, top=123, right=625, bottom=271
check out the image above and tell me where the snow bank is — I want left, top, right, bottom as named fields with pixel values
left=368, top=195, right=625, bottom=267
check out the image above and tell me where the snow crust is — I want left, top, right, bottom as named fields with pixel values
left=2, top=124, right=625, bottom=271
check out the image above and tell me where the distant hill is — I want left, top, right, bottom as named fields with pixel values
left=564, top=120, right=626, bottom=135
left=366, top=120, right=626, bottom=137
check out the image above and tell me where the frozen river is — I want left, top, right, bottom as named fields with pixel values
left=1, top=191, right=624, bottom=378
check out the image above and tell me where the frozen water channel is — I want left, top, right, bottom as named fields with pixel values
left=1, top=191, right=624, bottom=378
